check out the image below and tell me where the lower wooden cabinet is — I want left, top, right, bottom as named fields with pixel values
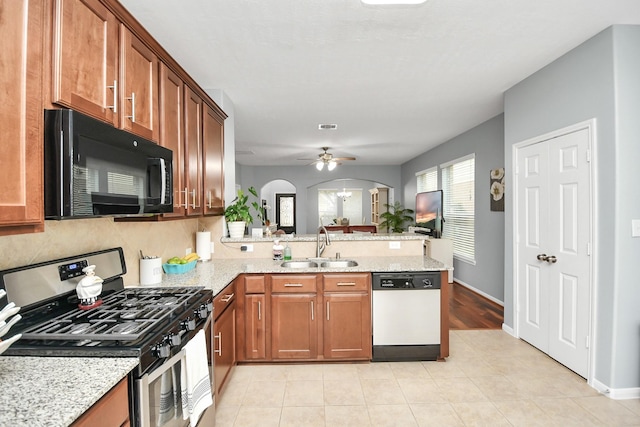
left=71, top=376, right=129, bottom=427
left=323, top=273, right=371, bottom=360
left=271, top=293, right=318, bottom=360
left=213, top=281, right=236, bottom=397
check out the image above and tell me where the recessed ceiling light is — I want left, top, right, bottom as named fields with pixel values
left=362, top=0, right=427, bottom=4
left=318, top=124, right=338, bottom=130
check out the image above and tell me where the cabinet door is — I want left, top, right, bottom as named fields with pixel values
left=202, top=103, right=225, bottom=215
left=324, top=293, right=371, bottom=360
left=120, top=25, right=159, bottom=141
left=214, top=304, right=236, bottom=397
left=52, top=0, right=118, bottom=126
left=0, top=0, right=44, bottom=232
left=245, top=294, right=266, bottom=360
left=271, top=294, right=318, bottom=359
left=184, top=86, right=203, bottom=216
left=159, top=63, right=185, bottom=217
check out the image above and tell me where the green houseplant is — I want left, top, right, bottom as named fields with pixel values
left=224, top=186, right=262, bottom=238
left=379, top=201, right=415, bottom=233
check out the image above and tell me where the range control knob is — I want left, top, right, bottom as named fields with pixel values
left=181, top=318, right=196, bottom=331
left=206, top=300, right=213, bottom=313
left=167, top=333, right=181, bottom=347
left=195, top=304, right=208, bottom=319
left=153, top=342, right=170, bottom=359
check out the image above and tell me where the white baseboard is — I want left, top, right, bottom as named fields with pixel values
left=591, top=378, right=640, bottom=400
left=453, top=278, right=504, bottom=306
left=502, top=323, right=515, bottom=336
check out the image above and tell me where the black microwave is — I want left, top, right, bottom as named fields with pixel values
left=44, top=109, right=173, bottom=219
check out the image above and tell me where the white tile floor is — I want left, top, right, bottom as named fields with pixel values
left=215, top=330, right=640, bottom=426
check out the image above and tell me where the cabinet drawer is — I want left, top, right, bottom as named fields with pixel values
left=323, top=273, right=370, bottom=292
left=71, top=377, right=129, bottom=427
left=245, top=275, right=265, bottom=294
left=271, top=275, right=317, bottom=293
left=214, top=282, right=236, bottom=318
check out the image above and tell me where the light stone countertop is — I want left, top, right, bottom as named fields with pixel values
left=0, top=254, right=444, bottom=426
left=0, top=356, right=139, bottom=427
left=155, top=255, right=447, bottom=296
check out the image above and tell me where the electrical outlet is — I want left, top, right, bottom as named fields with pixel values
left=186, top=247, right=192, bottom=255
left=245, top=244, right=254, bottom=252
left=389, top=241, right=401, bottom=249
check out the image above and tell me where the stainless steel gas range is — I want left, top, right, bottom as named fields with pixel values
left=0, top=248, right=214, bottom=427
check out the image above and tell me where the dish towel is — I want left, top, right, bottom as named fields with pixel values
left=157, top=366, right=181, bottom=426
left=181, top=329, right=213, bottom=426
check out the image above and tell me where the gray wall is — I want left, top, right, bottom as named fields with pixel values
left=503, top=25, right=640, bottom=390
left=237, top=165, right=401, bottom=234
left=401, top=115, right=505, bottom=302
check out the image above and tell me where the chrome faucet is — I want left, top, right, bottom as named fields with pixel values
left=317, top=224, right=331, bottom=258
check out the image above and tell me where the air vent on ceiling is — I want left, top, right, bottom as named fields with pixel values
left=318, top=124, right=338, bottom=130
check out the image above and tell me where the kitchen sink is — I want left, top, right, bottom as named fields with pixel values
left=319, top=260, right=359, bottom=268
left=280, top=260, right=319, bottom=268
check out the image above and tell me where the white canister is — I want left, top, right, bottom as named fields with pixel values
left=140, top=257, right=163, bottom=285
left=196, top=231, right=212, bottom=261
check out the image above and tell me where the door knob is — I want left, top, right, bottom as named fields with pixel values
left=546, top=255, right=557, bottom=263
left=537, top=254, right=548, bottom=261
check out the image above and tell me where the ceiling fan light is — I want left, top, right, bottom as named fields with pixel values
left=316, top=162, right=324, bottom=171
left=328, top=161, right=337, bottom=171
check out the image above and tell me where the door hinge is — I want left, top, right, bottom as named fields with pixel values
left=585, top=335, right=590, bottom=349
left=587, top=242, right=591, bottom=256
left=586, top=149, right=591, bottom=162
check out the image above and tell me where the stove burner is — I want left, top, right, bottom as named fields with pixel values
left=122, top=298, right=140, bottom=307
left=69, top=323, right=92, bottom=335
left=121, top=310, right=139, bottom=320
left=111, top=322, right=140, bottom=335
left=157, top=296, right=179, bottom=305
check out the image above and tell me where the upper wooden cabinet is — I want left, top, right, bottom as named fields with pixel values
left=52, top=0, right=119, bottom=126
left=52, top=0, right=159, bottom=142
left=0, top=0, right=45, bottom=234
left=184, top=86, right=203, bottom=216
left=119, top=24, right=159, bottom=141
left=203, top=103, right=225, bottom=215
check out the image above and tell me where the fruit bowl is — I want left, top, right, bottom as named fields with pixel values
left=162, top=260, right=198, bottom=274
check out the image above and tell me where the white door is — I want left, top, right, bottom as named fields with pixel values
left=516, top=127, right=591, bottom=378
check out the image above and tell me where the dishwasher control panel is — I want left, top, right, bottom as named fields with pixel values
left=372, top=272, right=441, bottom=290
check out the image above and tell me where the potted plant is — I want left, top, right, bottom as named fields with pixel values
left=379, top=201, right=415, bottom=233
left=224, top=186, right=262, bottom=238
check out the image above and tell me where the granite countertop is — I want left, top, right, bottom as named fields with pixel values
left=0, top=356, right=139, bottom=427
left=156, top=255, right=447, bottom=296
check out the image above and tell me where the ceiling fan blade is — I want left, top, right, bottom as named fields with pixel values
left=332, top=157, right=356, bottom=161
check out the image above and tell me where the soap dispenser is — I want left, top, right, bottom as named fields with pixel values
left=273, top=239, right=284, bottom=261
left=284, top=240, right=292, bottom=261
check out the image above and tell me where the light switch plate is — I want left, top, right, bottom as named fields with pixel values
left=632, top=219, right=640, bottom=237
left=389, top=241, right=401, bottom=249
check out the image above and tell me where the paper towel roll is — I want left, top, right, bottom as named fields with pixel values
left=196, top=231, right=211, bottom=260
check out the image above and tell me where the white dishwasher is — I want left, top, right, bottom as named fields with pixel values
left=371, top=272, right=441, bottom=361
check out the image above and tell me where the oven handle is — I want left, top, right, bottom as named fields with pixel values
left=137, top=348, right=186, bottom=426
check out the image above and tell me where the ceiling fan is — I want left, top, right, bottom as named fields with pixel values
left=299, top=147, right=356, bottom=171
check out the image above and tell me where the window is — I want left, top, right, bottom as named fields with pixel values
left=342, top=189, right=363, bottom=225
left=318, top=189, right=337, bottom=226
left=416, top=167, right=438, bottom=192
left=441, top=154, right=475, bottom=263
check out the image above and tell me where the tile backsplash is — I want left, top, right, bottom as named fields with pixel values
left=0, top=216, right=225, bottom=286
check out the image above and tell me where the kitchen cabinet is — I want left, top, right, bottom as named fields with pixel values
left=322, top=273, right=371, bottom=360
left=213, top=281, right=236, bottom=397
left=184, top=86, right=204, bottom=216
left=369, top=187, right=389, bottom=232
left=51, top=0, right=159, bottom=142
left=270, top=275, right=319, bottom=360
left=119, top=25, right=159, bottom=141
left=202, top=102, right=225, bottom=215
left=158, top=62, right=186, bottom=217
left=71, top=376, right=129, bottom=427
left=51, top=0, right=119, bottom=126
left=243, top=275, right=267, bottom=360
left=0, top=0, right=45, bottom=235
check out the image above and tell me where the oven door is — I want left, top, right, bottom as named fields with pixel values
left=136, top=316, right=214, bottom=427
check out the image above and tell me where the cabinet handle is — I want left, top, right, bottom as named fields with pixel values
left=311, top=301, right=314, bottom=321
left=326, top=301, right=330, bottom=321
left=337, top=282, right=356, bottom=287
left=207, top=190, right=212, bottom=208
left=284, top=283, right=303, bottom=287
left=257, top=301, right=261, bottom=320
left=107, top=80, right=117, bottom=113
left=190, top=189, right=200, bottom=208
left=214, top=332, right=222, bottom=356
left=126, top=92, right=136, bottom=122
left=221, top=293, right=234, bottom=303
left=180, top=188, right=188, bottom=209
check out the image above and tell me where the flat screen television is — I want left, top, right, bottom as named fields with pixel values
left=415, top=190, right=443, bottom=235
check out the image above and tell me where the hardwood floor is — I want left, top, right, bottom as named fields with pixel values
left=448, top=281, right=503, bottom=330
